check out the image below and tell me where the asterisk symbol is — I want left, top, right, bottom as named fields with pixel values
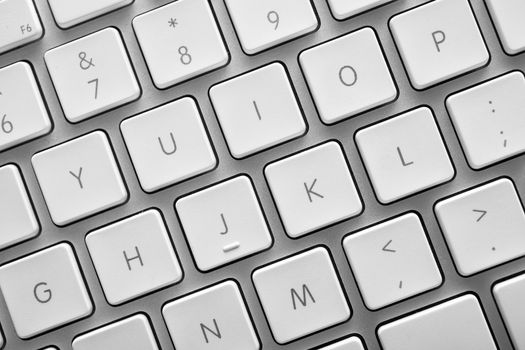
left=168, top=18, right=178, bottom=29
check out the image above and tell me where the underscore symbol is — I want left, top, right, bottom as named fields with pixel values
left=382, top=240, right=396, bottom=253
left=473, top=209, right=487, bottom=222
left=168, top=17, right=178, bottom=29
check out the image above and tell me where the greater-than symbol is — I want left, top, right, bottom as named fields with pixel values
left=382, top=239, right=396, bottom=253
left=473, top=209, right=487, bottom=222
left=168, top=17, right=178, bottom=29
left=222, top=242, right=240, bottom=253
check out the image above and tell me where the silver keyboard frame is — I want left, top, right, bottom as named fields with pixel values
left=0, top=0, right=524, bottom=349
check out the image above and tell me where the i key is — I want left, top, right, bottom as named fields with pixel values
left=0, top=0, right=43, bottom=54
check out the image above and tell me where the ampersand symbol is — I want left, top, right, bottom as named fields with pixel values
left=78, top=51, right=95, bottom=70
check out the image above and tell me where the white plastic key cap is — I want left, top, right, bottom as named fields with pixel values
left=343, top=213, right=442, bottom=310
left=45, top=27, right=140, bottom=123
left=390, top=0, right=489, bottom=90
left=299, top=27, right=397, bottom=124
left=86, top=209, right=182, bottom=305
left=327, top=0, right=394, bottom=20
left=446, top=71, right=525, bottom=169
left=320, top=337, right=365, bottom=350
left=121, top=97, right=216, bottom=192
left=73, top=314, right=158, bottom=350
left=32, top=131, right=127, bottom=226
left=486, top=0, right=525, bottom=55
left=48, top=0, right=133, bottom=29
left=0, top=0, right=43, bottom=54
left=378, top=294, right=496, bottom=350
left=355, top=107, right=454, bottom=204
left=265, top=141, right=362, bottom=238
left=0, top=62, right=52, bottom=151
left=435, top=178, right=525, bottom=276
left=253, top=247, right=350, bottom=344
left=176, top=175, right=272, bottom=271
left=0, top=165, right=39, bottom=250
left=494, top=273, right=525, bottom=349
left=163, top=281, right=259, bottom=350
left=0, top=243, right=92, bottom=339
left=133, top=0, right=229, bottom=89
left=224, top=0, right=318, bottom=54
left=210, top=63, right=306, bottom=158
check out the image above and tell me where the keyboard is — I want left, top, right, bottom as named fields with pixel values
left=1, top=0, right=525, bottom=349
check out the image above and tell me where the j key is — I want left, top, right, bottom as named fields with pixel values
left=435, top=178, right=525, bottom=276
left=299, top=27, right=397, bottom=124
left=378, top=294, right=496, bottom=350
left=210, top=62, right=306, bottom=158
left=0, top=243, right=92, bottom=339
left=45, top=27, right=140, bottom=123
left=319, top=337, right=365, bottom=350
left=390, top=0, right=489, bottom=90
left=224, top=0, right=318, bottom=54
left=73, top=314, right=158, bottom=350
left=486, top=0, right=525, bottom=55
left=48, top=0, right=133, bottom=29
left=133, top=0, right=229, bottom=89
left=327, top=0, right=395, bottom=20
left=355, top=107, right=454, bottom=204
left=253, top=247, right=350, bottom=344
left=32, top=131, right=127, bottom=226
left=0, top=62, right=52, bottom=151
left=163, top=281, right=259, bottom=350
left=0, top=0, right=43, bottom=54
left=446, top=71, right=525, bottom=169
left=0, top=165, right=39, bottom=250
left=494, top=273, right=525, bottom=349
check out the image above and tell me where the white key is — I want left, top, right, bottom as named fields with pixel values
left=265, top=141, right=362, bottom=238
left=48, top=0, right=133, bottom=29
left=446, top=71, right=525, bottom=169
left=319, top=337, right=365, bottom=350
left=163, top=281, right=259, bottom=350
left=0, top=0, right=43, bottom=54
left=224, top=0, right=318, bottom=54
left=73, top=314, right=158, bottom=350
left=299, top=27, right=397, bottom=124
left=133, top=0, right=229, bottom=89
left=327, top=0, right=394, bottom=20
left=210, top=63, right=306, bottom=158
left=253, top=247, right=350, bottom=344
left=494, top=273, right=525, bottom=349
left=32, top=131, right=127, bottom=226
left=121, top=97, right=216, bottom=192
left=0, top=62, right=52, bottom=151
left=86, top=209, right=182, bottom=305
left=0, top=165, right=39, bottom=250
left=0, top=243, right=92, bottom=339
left=343, top=213, right=441, bottom=310
left=390, top=0, right=489, bottom=90
left=355, top=107, right=454, bottom=204
left=45, top=27, right=140, bottom=123
left=486, top=0, right=525, bottom=55
left=176, top=175, right=272, bottom=271
left=378, top=294, right=496, bottom=350
left=435, top=178, right=525, bottom=276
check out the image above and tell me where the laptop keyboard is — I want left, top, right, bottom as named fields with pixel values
left=1, top=0, right=525, bottom=349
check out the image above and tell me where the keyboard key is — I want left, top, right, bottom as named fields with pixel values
left=435, top=178, right=525, bottom=276
left=121, top=97, right=216, bottom=192
left=0, top=243, right=92, bottom=339
left=493, top=273, right=525, bottom=349
left=446, top=71, right=525, bottom=169
left=0, top=0, right=43, bottom=54
left=0, top=165, right=39, bottom=250
left=343, top=213, right=441, bottom=310
left=327, top=0, right=395, bottom=20
left=176, top=175, right=272, bottom=271
left=253, top=247, right=350, bottom=344
left=486, top=0, right=525, bottom=55
left=0, top=62, right=52, bottom=151
left=32, top=131, right=127, bottom=226
left=210, top=63, right=306, bottom=158
left=163, top=281, right=259, bottom=350
left=133, top=0, right=229, bottom=89
left=48, top=0, right=133, bottom=29
left=224, top=0, right=318, bottom=54
left=378, top=294, right=496, bottom=350
left=86, top=209, right=182, bottom=305
left=265, top=141, right=362, bottom=238
left=319, top=336, right=365, bottom=350
left=45, top=27, right=140, bottom=123
left=73, top=314, right=158, bottom=350
left=389, top=0, right=489, bottom=90
left=355, top=107, right=454, bottom=204
left=299, top=27, right=397, bottom=124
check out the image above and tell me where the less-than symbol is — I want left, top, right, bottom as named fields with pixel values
left=168, top=18, right=178, bottom=29
left=473, top=209, right=487, bottom=222
left=382, top=239, right=396, bottom=253
left=397, top=147, right=414, bottom=166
